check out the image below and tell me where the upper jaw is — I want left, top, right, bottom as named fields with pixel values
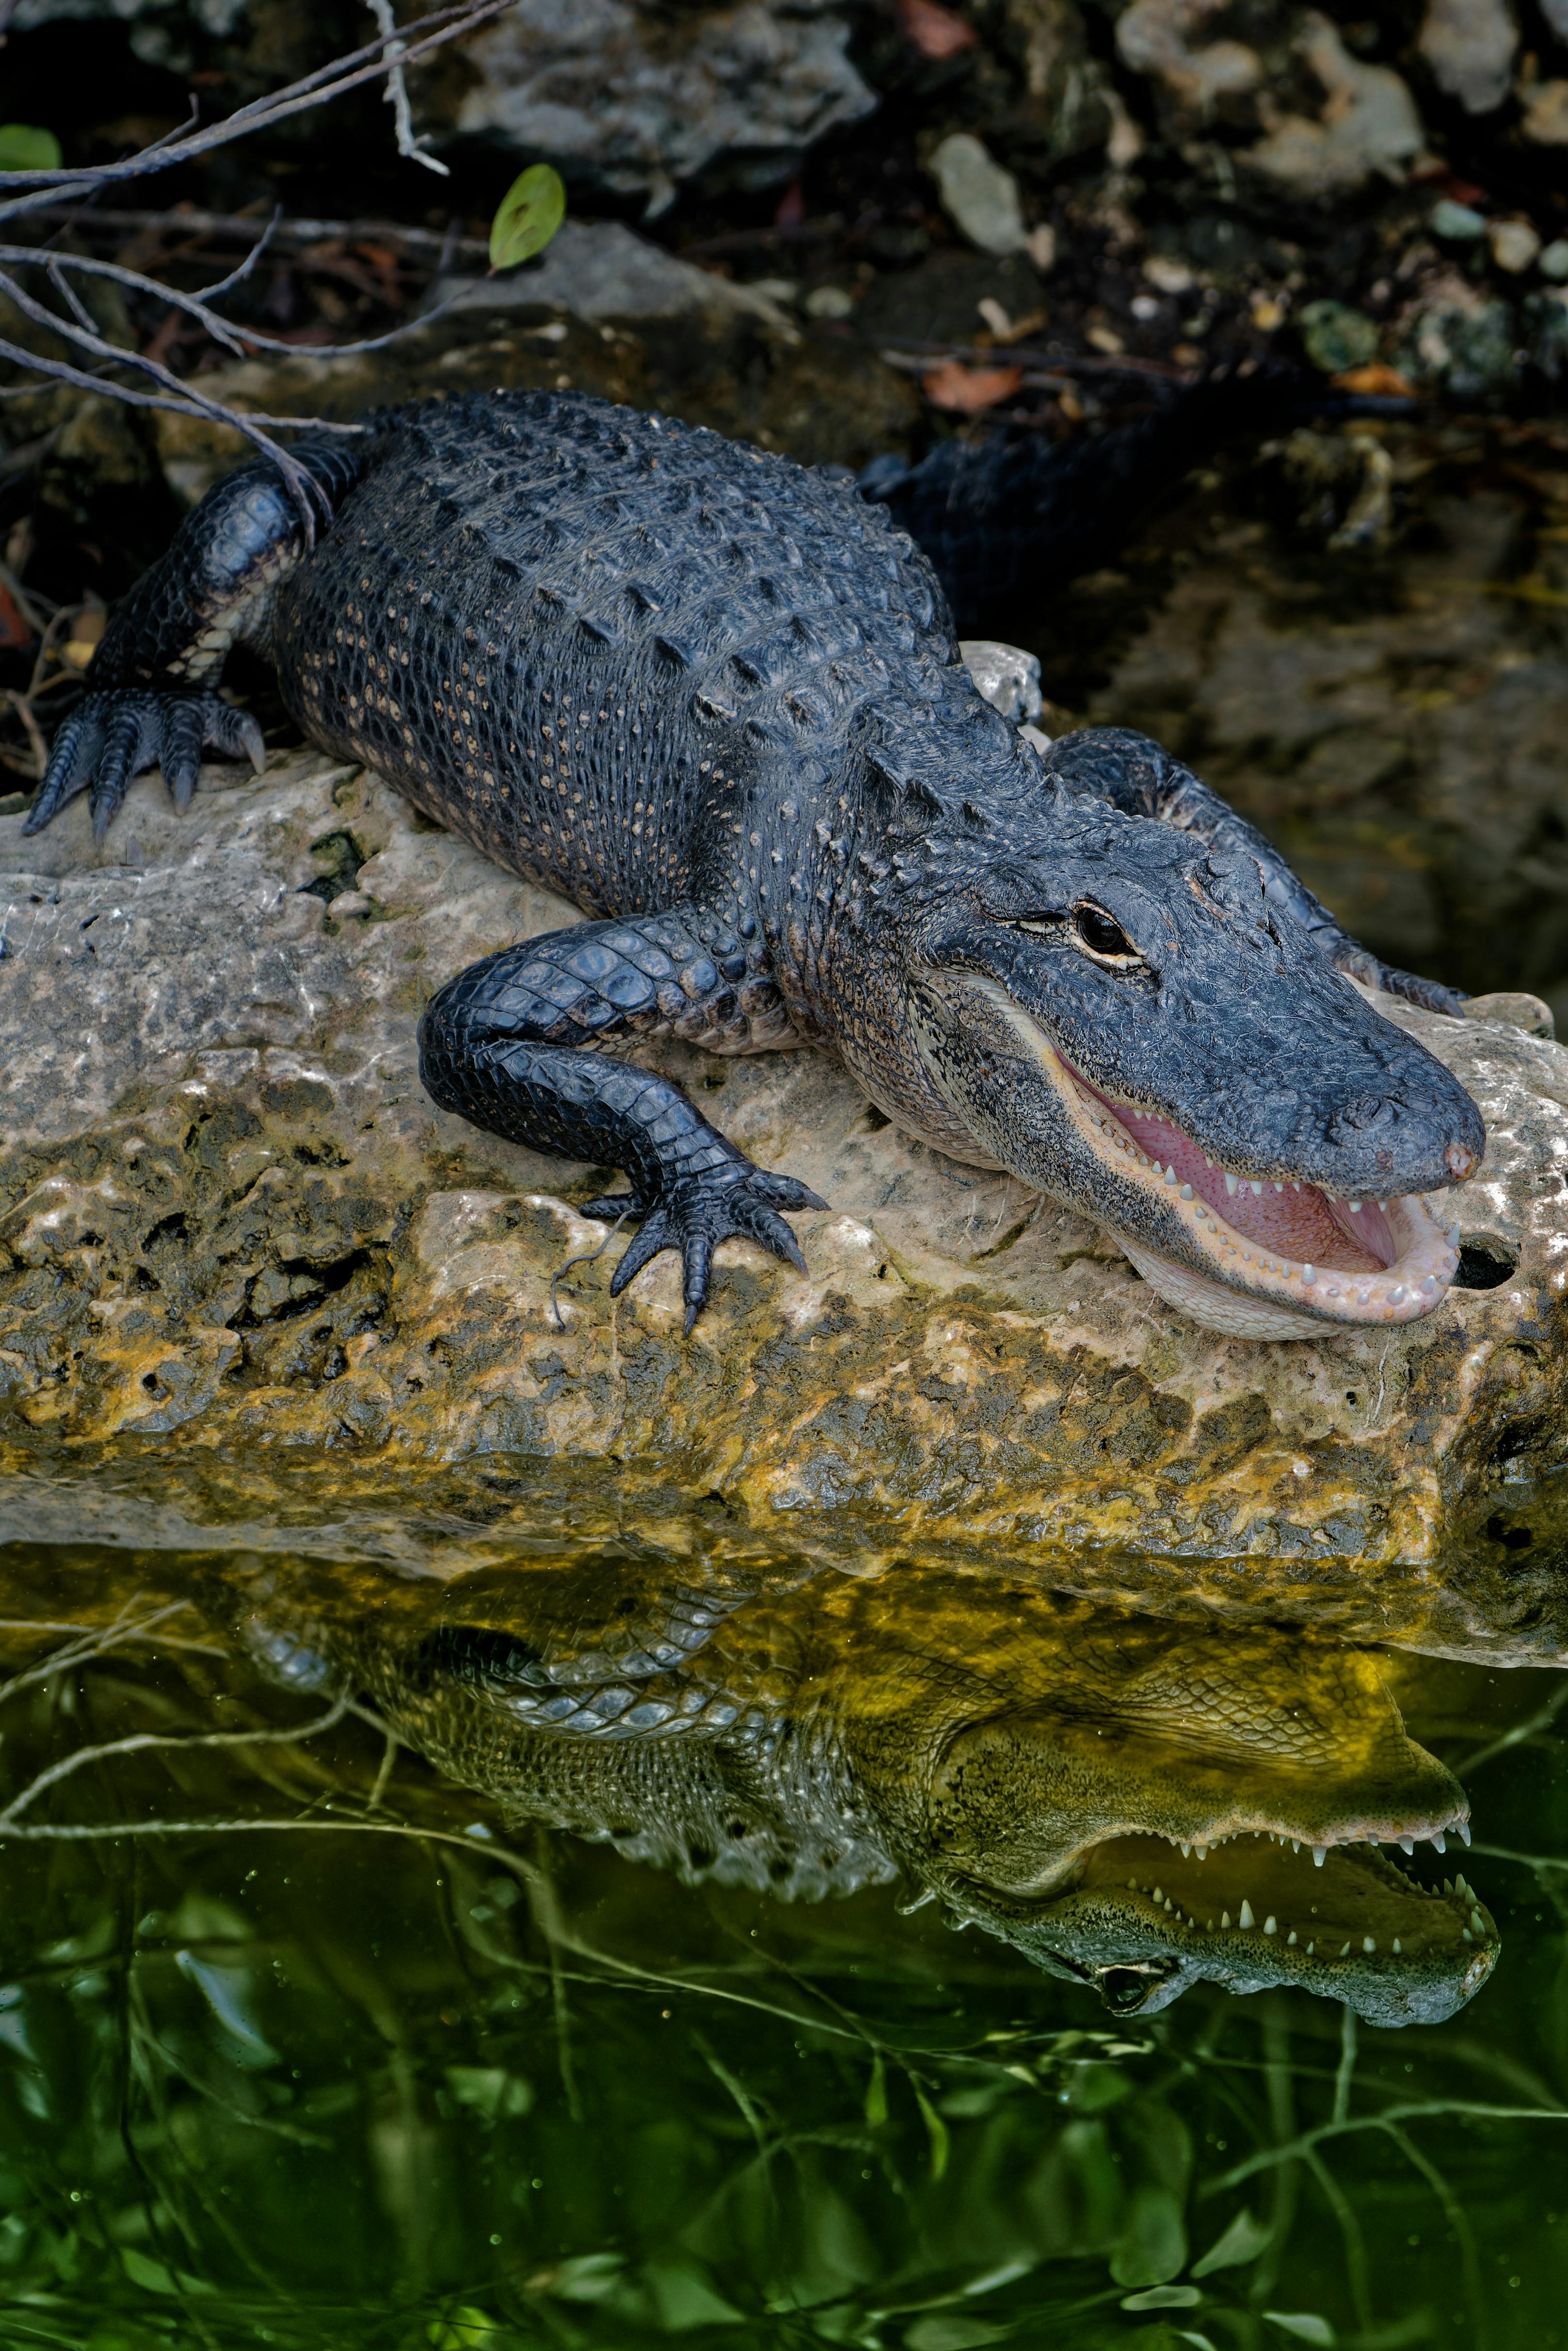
left=944, top=977, right=1468, bottom=1336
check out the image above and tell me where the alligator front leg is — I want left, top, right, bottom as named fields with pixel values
left=418, top=910, right=827, bottom=1331
left=1042, top=725, right=1465, bottom=1016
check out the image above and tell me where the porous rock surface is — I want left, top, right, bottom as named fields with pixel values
left=0, top=749, right=1566, bottom=1650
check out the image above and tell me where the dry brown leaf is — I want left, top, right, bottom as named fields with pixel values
left=895, top=0, right=976, bottom=59
left=1331, top=363, right=1418, bottom=399
left=922, top=360, right=1023, bottom=413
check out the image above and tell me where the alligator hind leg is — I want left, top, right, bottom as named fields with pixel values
left=24, top=436, right=365, bottom=843
left=419, top=909, right=827, bottom=1331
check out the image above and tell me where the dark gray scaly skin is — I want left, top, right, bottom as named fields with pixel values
left=228, top=1558, right=1499, bottom=2027
left=23, top=388, right=1486, bottom=1337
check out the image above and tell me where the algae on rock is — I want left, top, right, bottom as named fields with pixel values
left=0, top=750, right=1566, bottom=1656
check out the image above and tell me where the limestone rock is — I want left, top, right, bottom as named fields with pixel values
left=431, top=0, right=876, bottom=213
left=1, top=747, right=1567, bottom=1654
left=927, top=134, right=1031, bottom=258
left=1417, top=0, right=1517, bottom=116
left=426, top=220, right=795, bottom=339
left=1243, top=14, right=1425, bottom=197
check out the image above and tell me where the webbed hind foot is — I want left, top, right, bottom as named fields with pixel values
left=24, top=689, right=265, bottom=842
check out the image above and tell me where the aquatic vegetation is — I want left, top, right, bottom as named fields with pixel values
left=0, top=1550, right=1561, bottom=2348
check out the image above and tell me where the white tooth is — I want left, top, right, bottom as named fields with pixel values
left=1313, top=1848, right=1325, bottom=1868
left=1399, top=1839, right=1414, bottom=1855
left=1251, top=1180, right=1263, bottom=1197
left=1378, top=1201, right=1389, bottom=1213
left=1392, top=1938, right=1402, bottom=1955
left=1196, top=1845, right=1209, bottom=1860
left=1164, top=1167, right=1178, bottom=1186
left=1363, top=1936, right=1376, bottom=1954
left=1152, top=1888, right=1163, bottom=1903
left=1292, top=1181, right=1301, bottom=1192
left=1458, top=1823, right=1471, bottom=1847
left=1463, top=1927, right=1473, bottom=1942
left=1181, top=1845, right=1191, bottom=1858
left=1264, top=1916, right=1277, bottom=1935
left=1221, top=1910, right=1231, bottom=1928
left=1225, top=1172, right=1238, bottom=1195
left=1274, top=1182, right=1283, bottom=1193
left=1181, top=1183, right=1193, bottom=1199
left=1390, top=1287, right=1406, bottom=1303
left=1302, top=1265, right=1315, bottom=1283
left=1471, top=1908, right=1486, bottom=1932
left=1339, top=1943, right=1351, bottom=1957
left=1287, top=1930, right=1298, bottom=1946
left=1306, top=1941, right=1315, bottom=1955
left=1432, top=1833, right=1446, bottom=1854
left=1292, top=1841, right=1299, bottom=1854
left=1238, top=1900, right=1255, bottom=1929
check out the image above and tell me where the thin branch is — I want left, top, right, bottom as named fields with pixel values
left=0, top=1692, right=352, bottom=1823
left=369, top=0, right=451, bottom=177
left=0, top=265, right=339, bottom=535
left=0, top=1600, right=195, bottom=1707
left=0, top=1, right=516, bottom=227
left=193, top=207, right=281, bottom=302
left=1, top=245, right=473, bottom=379
left=21, top=207, right=490, bottom=266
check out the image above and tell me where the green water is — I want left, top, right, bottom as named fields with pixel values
left=0, top=1544, right=1563, bottom=2351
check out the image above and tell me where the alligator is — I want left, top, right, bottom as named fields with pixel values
left=230, top=1555, right=1500, bottom=2027
left=23, top=386, right=1486, bottom=1340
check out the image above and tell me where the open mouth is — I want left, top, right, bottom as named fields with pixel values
left=991, top=1798, right=1499, bottom=2015
left=981, top=988, right=1465, bottom=1335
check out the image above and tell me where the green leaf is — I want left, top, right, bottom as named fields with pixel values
left=1192, top=2206, right=1273, bottom=2276
left=1109, top=2185, right=1187, bottom=2289
left=1263, top=2319, right=1336, bottom=2348
left=444, top=2063, right=533, bottom=2122
left=1122, top=2287, right=1203, bottom=2310
left=489, top=165, right=566, bottom=273
left=914, top=2084, right=949, bottom=2182
left=0, top=125, right=62, bottom=172
left=864, top=2052, right=887, bottom=2129
left=903, top=2320, right=1006, bottom=2351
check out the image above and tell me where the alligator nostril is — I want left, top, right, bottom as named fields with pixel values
left=1445, top=1142, right=1477, bottom=1181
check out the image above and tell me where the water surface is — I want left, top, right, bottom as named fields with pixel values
left=0, top=1542, right=1562, bottom=2351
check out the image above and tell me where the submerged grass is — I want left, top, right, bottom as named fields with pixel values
left=0, top=1554, right=1561, bottom=2349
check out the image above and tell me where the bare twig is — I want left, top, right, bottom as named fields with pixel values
left=0, top=244, right=471, bottom=367
left=0, top=1692, right=352, bottom=1823
left=0, top=1, right=514, bottom=227
left=368, top=0, right=451, bottom=177
left=22, top=207, right=490, bottom=266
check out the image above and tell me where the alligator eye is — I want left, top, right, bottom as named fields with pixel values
left=1073, top=903, right=1137, bottom=962
left=1095, top=1966, right=1163, bottom=2014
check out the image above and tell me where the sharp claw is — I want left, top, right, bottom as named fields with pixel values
left=608, top=1215, right=667, bottom=1295
left=238, top=713, right=266, bottom=775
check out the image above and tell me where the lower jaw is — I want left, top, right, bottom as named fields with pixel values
left=1118, top=1240, right=1355, bottom=1341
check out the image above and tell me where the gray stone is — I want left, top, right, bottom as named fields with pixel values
left=1243, top=15, right=1424, bottom=198
left=1, top=740, right=1567, bottom=1651
left=927, top=134, right=1031, bottom=258
left=1417, top=0, right=1518, bottom=115
left=434, top=0, right=876, bottom=213
left=426, top=219, right=796, bottom=340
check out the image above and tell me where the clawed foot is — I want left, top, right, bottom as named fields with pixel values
left=581, top=1166, right=828, bottom=1332
left=24, top=688, right=265, bottom=842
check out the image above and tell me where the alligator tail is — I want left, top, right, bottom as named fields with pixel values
left=859, top=360, right=1316, bottom=634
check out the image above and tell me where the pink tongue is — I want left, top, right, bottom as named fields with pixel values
left=1077, top=1083, right=1395, bottom=1273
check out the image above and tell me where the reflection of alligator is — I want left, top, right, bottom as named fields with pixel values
left=236, top=1558, right=1498, bottom=2027
left=26, top=390, right=1484, bottom=1341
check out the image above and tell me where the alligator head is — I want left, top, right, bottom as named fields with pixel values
left=902, top=1641, right=1496, bottom=2028
left=849, top=709, right=1484, bottom=1339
